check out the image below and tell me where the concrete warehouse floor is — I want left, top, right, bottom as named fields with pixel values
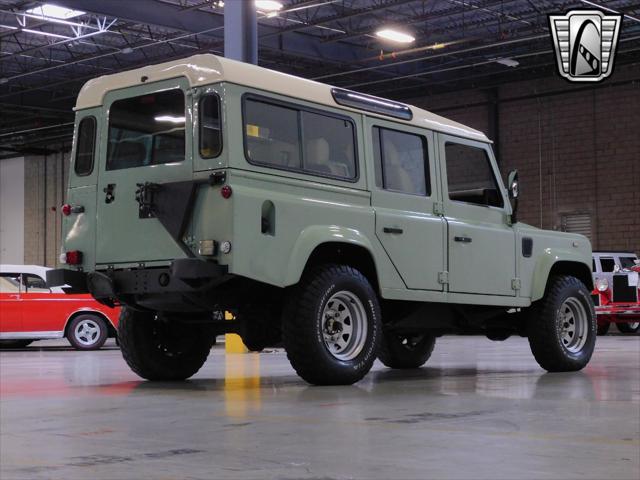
left=1, top=336, right=639, bottom=480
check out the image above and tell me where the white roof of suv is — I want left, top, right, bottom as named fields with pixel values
left=75, top=54, right=488, bottom=143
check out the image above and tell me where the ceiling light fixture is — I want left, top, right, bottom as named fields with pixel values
left=22, top=28, right=71, bottom=39
left=375, top=28, right=415, bottom=44
left=25, top=4, right=85, bottom=20
left=495, top=57, right=520, bottom=67
left=255, top=1, right=283, bottom=12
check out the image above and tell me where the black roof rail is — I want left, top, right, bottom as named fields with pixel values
left=331, top=88, right=413, bottom=121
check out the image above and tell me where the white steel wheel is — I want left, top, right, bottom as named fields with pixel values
left=321, top=291, right=368, bottom=361
left=557, top=297, right=589, bottom=353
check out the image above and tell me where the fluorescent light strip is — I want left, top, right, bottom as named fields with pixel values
left=22, top=28, right=71, bottom=39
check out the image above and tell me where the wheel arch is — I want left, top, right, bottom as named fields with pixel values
left=532, top=260, right=594, bottom=302
left=64, top=310, right=117, bottom=339
left=284, top=226, right=380, bottom=291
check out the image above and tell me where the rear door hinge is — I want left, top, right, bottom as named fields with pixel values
left=433, top=202, right=444, bottom=216
left=438, top=271, right=449, bottom=284
left=511, top=278, right=521, bottom=291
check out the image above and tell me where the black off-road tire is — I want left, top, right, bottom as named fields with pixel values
left=282, top=264, right=381, bottom=385
left=527, top=275, right=596, bottom=372
left=0, top=340, right=32, bottom=349
left=118, top=308, right=215, bottom=381
left=378, top=333, right=436, bottom=369
left=597, top=322, right=610, bottom=336
left=67, top=314, right=108, bottom=350
left=617, top=322, right=640, bottom=334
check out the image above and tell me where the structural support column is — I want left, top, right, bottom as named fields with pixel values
left=224, top=0, right=258, bottom=64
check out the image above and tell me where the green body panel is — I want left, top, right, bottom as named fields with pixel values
left=515, top=223, right=592, bottom=302
left=95, top=78, right=193, bottom=266
left=437, top=134, right=517, bottom=297
left=60, top=72, right=593, bottom=310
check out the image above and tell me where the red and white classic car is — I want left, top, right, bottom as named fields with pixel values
left=0, top=265, right=120, bottom=349
left=592, top=252, right=640, bottom=335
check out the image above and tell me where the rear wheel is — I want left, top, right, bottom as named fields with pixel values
left=527, top=276, right=596, bottom=372
left=378, top=333, right=436, bottom=369
left=67, top=314, right=108, bottom=350
left=118, top=308, right=215, bottom=381
left=617, top=322, right=640, bottom=334
left=0, top=340, right=32, bottom=349
left=282, top=265, right=381, bottom=385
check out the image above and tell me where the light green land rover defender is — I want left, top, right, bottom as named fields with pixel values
left=47, top=54, right=596, bottom=385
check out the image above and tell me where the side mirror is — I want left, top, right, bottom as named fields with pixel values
left=507, top=169, right=519, bottom=223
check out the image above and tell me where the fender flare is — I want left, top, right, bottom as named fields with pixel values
left=283, top=225, right=378, bottom=286
left=531, top=249, right=592, bottom=302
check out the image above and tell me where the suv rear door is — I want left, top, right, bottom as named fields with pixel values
left=438, top=134, right=516, bottom=297
left=95, top=78, right=193, bottom=266
left=367, top=118, right=446, bottom=291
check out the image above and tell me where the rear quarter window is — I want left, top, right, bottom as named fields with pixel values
left=74, top=116, right=97, bottom=176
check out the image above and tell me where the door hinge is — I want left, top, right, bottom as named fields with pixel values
left=438, top=271, right=449, bottom=284
left=511, top=278, right=521, bottom=291
left=433, top=202, right=444, bottom=216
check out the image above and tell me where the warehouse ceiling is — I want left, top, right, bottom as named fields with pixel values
left=1, top=0, right=640, bottom=158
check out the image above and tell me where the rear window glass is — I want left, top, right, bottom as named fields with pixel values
left=107, top=89, right=185, bottom=170
left=600, top=258, right=616, bottom=272
left=243, top=97, right=357, bottom=180
left=74, top=116, right=96, bottom=176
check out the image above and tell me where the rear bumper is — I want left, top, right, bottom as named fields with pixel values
left=47, top=259, right=229, bottom=307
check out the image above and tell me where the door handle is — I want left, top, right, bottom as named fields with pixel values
left=454, top=236, right=472, bottom=243
left=103, top=183, right=116, bottom=204
left=383, top=227, right=403, bottom=234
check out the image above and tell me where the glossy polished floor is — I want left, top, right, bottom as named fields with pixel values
left=1, top=335, right=639, bottom=480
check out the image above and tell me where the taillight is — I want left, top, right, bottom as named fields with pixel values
left=221, top=185, right=232, bottom=199
left=61, top=204, right=84, bottom=216
left=61, top=250, right=83, bottom=265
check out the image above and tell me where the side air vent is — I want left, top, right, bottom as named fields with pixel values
left=331, top=88, right=413, bottom=121
left=522, top=237, right=533, bottom=258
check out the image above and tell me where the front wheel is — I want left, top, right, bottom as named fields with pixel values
left=67, top=314, right=108, bottom=350
left=617, top=322, right=640, bottom=334
left=282, top=265, right=381, bottom=385
left=527, top=276, right=596, bottom=372
left=378, top=333, right=436, bottom=369
left=118, top=308, right=215, bottom=381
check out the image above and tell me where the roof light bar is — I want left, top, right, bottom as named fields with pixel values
left=375, top=28, right=415, bottom=44
left=331, top=88, right=413, bottom=121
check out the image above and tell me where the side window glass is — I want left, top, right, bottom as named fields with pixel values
left=302, top=111, right=355, bottom=179
left=199, top=94, right=222, bottom=158
left=592, top=259, right=596, bottom=272
left=620, top=257, right=637, bottom=269
left=0, top=273, right=21, bottom=293
left=445, top=142, right=504, bottom=208
left=245, top=99, right=301, bottom=169
left=600, top=258, right=616, bottom=272
left=107, top=89, right=185, bottom=170
left=23, top=274, right=50, bottom=293
left=74, top=116, right=96, bottom=176
left=373, top=126, right=429, bottom=196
